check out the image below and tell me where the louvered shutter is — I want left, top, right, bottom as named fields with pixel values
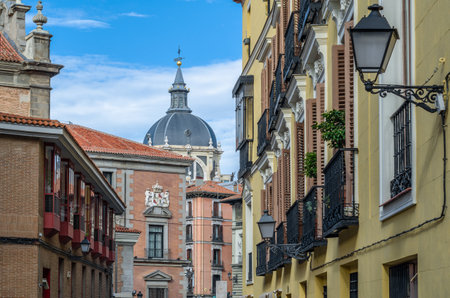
left=316, top=83, right=326, bottom=186
left=261, top=67, right=266, bottom=113
left=296, top=122, right=305, bottom=198
left=344, top=21, right=355, bottom=204
left=306, top=98, right=317, bottom=190
left=281, top=0, right=289, bottom=34
left=268, top=179, right=274, bottom=217
left=332, top=45, right=346, bottom=111
left=261, top=189, right=267, bottom=213
left=282, top=149, right=291, bottom=222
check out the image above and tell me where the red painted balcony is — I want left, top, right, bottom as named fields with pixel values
left=72, top=215, right=85, bottom=249
left=107, top=239, right=115, bottom=264
left=92, top=229, right=102, bottom=258
left=59, top=220, right=73, bottom=244
left=101, top=235, right=109, bottom=261
left=44, top=195, right=60, bottom=237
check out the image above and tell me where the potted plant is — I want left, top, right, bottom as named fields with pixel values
left=312, top=109, right=345, bottom=149
left=304, top=152, right=317, bottom=178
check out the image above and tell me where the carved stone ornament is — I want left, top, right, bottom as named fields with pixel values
left=314, top=59, right=324, bottom=79
left=145, top=181, right=170, bottom=208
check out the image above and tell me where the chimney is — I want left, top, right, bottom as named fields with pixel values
left=1, top=1, right=31, bottom=52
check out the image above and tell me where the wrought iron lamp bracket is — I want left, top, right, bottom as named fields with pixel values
left=361, top=72, right=449, bottom=114
left=266, top=242, right=308, bottom=261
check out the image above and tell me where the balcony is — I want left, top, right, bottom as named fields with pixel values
left=211, top=260, right=224, bottom=270
left=59, top=219, right=73, bottom=244
left=286, top=199, right=302, bottom=245
left=92, top=228, right=102, bottom=258
left=44, top=194, right=60, bottom=237
left=72, top=215, right=85, bottom=249
left=212, top=211, right=222, bottom=219
left=101, top=235, right=109, bottom=260
left=212, top=235, right=223, bottom=243
left=268, top=81, right=277, bottom=130
left=268, top=223, right=288, bottom=271
left=300, top=186, right=326, bottom=252
left=257, top=109, right=270, bottom=156
left=256, top=241, right=268, bottom=276
left=238, top=140, right=252, bottom=178
left=284, top=12, right=300, bottom=81
left=107, top=239, right=115, bottom=264
left=323, top=148, right=359, bottom=238
left=147, top=248, right=169, bottom=259
left=298, top=0, right=323, bottom=42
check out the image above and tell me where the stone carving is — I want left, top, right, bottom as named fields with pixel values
left=145, top=181, right=170, bottom=208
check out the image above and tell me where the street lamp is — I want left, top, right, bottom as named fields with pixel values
left=350, top=4, right=448, bottom=114
left=137, top=291, right=143, bottom=298
left=256, top=210, right=307, bottom=260
left=80, top=237, right=90, bottom=254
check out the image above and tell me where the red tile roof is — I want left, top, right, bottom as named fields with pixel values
left=187, top=181, right=238, bottom=196
left=220, top=184, right=242, bottom=203
left=115, top=225, right=141, bottom=233
left=67, top=124, right=193, bottom=162
left=0, top=112, right=64, bottom=127
left=0, top=32, right=24, bottom=63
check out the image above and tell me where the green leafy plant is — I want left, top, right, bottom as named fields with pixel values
left=312, top=109, right=345, bottom=149
left=305, top=152, right=317, bottom=178
left=305, top=200, right=316, bottom=214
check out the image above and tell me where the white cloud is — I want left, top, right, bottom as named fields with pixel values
left=120, top=12, right=150, bottom=18
left=45, top=18, right=109, bottom=29
left=51, top=55, right=241, bottom=175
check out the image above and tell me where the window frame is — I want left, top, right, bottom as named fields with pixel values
left=148, top=225, right=164, bottom=259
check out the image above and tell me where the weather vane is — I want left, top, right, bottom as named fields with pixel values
left=174, top=46, right=184, bottom=66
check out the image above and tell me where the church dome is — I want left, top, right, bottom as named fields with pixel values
left=143, top=63, right=217, bottom=147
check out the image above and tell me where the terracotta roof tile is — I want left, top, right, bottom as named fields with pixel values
left=0, top=32, right=24, bottom=63
left=0, top=112, right=64, bottom=127
left=187, top=181, right=238, bottom=196
left=66, top=124, right=193, bottom=162
left=115, top=225, right=141, bottom=233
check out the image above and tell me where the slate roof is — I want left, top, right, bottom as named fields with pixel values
left=67, top=124, right=192, bottom=162
left=0, top=32, right=24, bottom=63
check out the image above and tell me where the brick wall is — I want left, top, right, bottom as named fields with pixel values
left=0, top=85, right=31, bottom=117
left=0, top=136, right=40, bottom=238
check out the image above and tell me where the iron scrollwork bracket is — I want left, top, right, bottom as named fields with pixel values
left=363, top=77, right=445, bottom=113
left=267, top=243, right=308, bottom=261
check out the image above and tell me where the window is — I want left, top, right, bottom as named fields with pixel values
left=213, top=249, right=221, bottom=266
left=148, top=225, right=163, bottom=258
left=102, top=171, right=113, bottom=186
left=187, top=248, right=192, bottom=262
left=233, top=76, right=254, bottom=149
left=186, top=224, right=193, bottom=242
left=81, top=266, right=86, bottom=298
left=99, top=272, right=102, bottom=298
left=389, top=261, right=417, bottom=298
left=247, top=252, right=252, bottom=282
left=43, top=268, right=50, bottom=298
left=187, top=201, right=193, bottom=217
left=212, top=274, right=221, bottom=294
left=212, top=224, right=223, bottom=242
left=212, top=201, right=220, bottom=217
left=90, top=269, right=95, bottom=298
left=349, top=272, right=358, bottom=298
left=323, top=286, right=327, bottom=298
left=148, top=288, right=166, bottom=298
left=71, top=263, right=76, bottom=298
left=390, top=102, right=412, bottom=198
left=58, top=258, right=64, bottom=298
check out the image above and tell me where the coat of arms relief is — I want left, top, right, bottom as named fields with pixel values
left=145, top=181, right=170, bottom=208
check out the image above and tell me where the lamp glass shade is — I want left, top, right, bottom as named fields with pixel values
left=350, top=4, right=399, bottom=74
left=257, top=210, right=276, bottom=240
left=137, top=291, right=143, bottom=298
left=80, top=237, right=90, bottom=253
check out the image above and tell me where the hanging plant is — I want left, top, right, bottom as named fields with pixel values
left=304, top=152, right=317, bottom=178
left=305, top=199, right=316, bottom=214
left=312, top=109, right=345, bottom=149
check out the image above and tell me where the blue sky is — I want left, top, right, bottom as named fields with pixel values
left=24, top=0, right=243, bottom=175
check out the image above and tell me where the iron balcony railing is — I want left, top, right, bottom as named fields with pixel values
left=212, top=235, right=223, bottom=243
left=286, top=199, right=302, bottom=245
left=298, top=0, right=323, bottom=42
left=238, top=140, right=252, bottom=178
left=268, top=81, right=277, bottom=131
left=147, top=248, right=169, bottom=259
left=284, top=11, right=300, bottom=81
left=257, top=109, right=270, bottom=156
left=323, top=148, right=359, bottom=237
left=256, top=241, right=268, bottom=276
left=300, top=186, right=327, bottom=252
left=275, top=55, right=284, bottom=104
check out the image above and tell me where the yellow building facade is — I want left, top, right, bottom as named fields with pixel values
left=232, top=0, right=450, bottom=297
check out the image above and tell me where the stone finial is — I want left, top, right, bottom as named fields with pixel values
left=32, top=1, right=47, bottom=30
left=164, top=136, right=169, bottom=145
left=147, top=133, right=152, bottom=146
left=208, top=138, right=213, bottom=148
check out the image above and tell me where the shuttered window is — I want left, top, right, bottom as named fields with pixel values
left=296, top=122, right=305, bottom=198
left=316, top=83, right=326, bottom=186
left=306, top=98, right=318, bottom=189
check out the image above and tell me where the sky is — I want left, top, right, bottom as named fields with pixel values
left=24, top=0, right=243, bottom=175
